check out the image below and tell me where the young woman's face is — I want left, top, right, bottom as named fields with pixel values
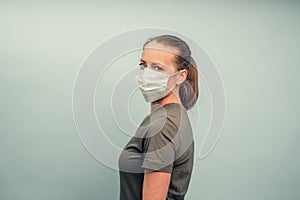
left=140, top=42, right=180, bottom=90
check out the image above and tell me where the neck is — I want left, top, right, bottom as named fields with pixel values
left=150, top=90, right=181, bottom=113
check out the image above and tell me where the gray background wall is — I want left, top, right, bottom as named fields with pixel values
left=1, top=0, right=299, bottom=199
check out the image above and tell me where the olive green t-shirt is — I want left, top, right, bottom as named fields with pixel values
left=118, top=103, right=194, bottom=200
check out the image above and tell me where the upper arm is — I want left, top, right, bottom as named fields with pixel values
left=143, top=171, right=171, bottom=200
left=142, top=117, right=178, bottom=172
left=141, top=117, right=178, bottom=199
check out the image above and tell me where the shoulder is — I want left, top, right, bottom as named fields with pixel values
left=146, top=103, right=185, bottom=138
left=143, top=103, right=191, bottom=150
left=141, top=104, right=193, bottom=172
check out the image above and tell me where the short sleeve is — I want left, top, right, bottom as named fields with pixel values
left=142, top=117, right=178, bottom=173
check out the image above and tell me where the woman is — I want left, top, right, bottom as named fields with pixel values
left=119, top=34, right=199, bottom=200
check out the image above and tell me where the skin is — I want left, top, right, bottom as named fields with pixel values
left=140, top=41, right=188, bottom=200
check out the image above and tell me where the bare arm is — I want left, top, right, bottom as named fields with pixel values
left=143, top=171, right=171, bottom=200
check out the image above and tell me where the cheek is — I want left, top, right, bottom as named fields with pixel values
left=167, top=76, right=177, bottom=89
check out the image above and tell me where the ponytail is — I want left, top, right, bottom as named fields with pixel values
left=179, top=57, right=199, bottom=110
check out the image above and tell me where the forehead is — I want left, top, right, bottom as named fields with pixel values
left=141, top=42, right=179, bottom=66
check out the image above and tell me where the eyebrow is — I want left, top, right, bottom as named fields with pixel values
left=139, top=59, right=166, bottom=67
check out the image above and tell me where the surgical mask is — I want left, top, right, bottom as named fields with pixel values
left=135, top=67, right=179, bottom=103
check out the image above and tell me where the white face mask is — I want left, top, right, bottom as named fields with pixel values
left=135, top=67, right=179, bottom=103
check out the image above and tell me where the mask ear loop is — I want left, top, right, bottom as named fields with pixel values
left=165, top=70, right=184, bottom=104
left=167, top=67, right=188, bottom=103
left=166, top=70, right=181, bottom=95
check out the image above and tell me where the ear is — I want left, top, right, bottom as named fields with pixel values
left=176, top=69, right=188, bottom=85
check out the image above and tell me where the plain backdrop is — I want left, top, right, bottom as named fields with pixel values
left=1, top=0, right=299, bottom=199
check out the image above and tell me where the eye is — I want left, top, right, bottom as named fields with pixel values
left=139, top=63, right=147, bottom=70
left=153, top=65, right=163, bottom=71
